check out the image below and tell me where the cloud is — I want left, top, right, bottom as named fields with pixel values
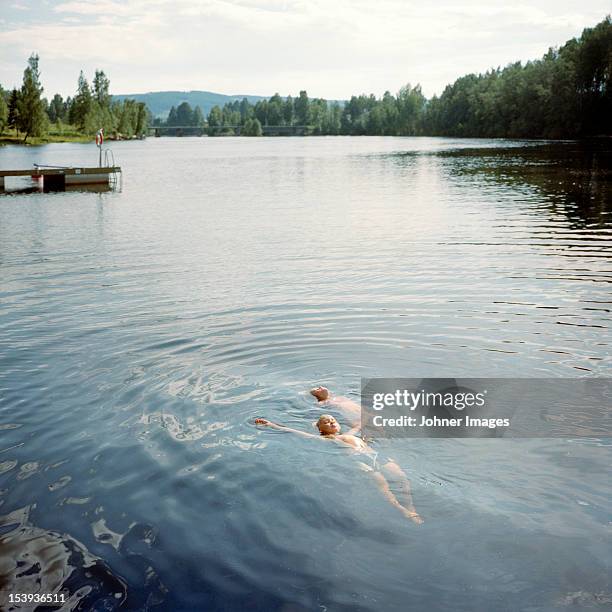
left=53, top=1, right=134, bottom=16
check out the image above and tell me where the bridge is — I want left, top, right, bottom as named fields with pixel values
left=148, top=125, right=312, bottom=136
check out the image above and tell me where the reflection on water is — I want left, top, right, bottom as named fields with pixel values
left=0, top=505, right=130, bottom=610
left=0, top=137, right=610, bottom=611
left=1, top=181, right=116, bottom=195
left=436, top=140, right=611, bottom=227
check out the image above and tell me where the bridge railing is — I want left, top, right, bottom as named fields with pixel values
left=148, top=125, right=314, bottom=136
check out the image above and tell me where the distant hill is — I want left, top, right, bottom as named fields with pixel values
left=112, top=90, right=268, bottom=118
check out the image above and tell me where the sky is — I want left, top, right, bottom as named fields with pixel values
left=0, top=0, right=609, bottom=100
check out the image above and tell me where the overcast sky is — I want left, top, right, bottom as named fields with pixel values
left=0, top=0, right=609, bottom=99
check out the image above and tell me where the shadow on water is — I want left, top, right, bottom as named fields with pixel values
left=382, top=139, right=612, bottom=228
left=0, top=184, right=115, bottom=196
left=435, top=140, right=612, bottom=228
left=0, top=505, right=171, bottom=611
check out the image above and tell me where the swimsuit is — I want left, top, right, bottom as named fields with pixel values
left=360, top=446, right=380, bottom=469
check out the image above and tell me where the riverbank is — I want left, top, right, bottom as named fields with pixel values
left=0, top=130, right=147, bottom=146
left=0, top=127, right=90, bottom=146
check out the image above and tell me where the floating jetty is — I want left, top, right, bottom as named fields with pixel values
left=0, top=165, right=121, bottom=192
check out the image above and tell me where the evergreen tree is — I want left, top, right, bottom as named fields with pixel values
left=239, top=97, right=253, bottom=121
left=295, top=90, right=310, bottom=125
left=0, top=86, right=8, bottom=133
left=47, top=93, right=65, bottom=123
left=7, top=88, right=19, bottom=133
left=70, top=71, right=93, bottom=130
left=93, top=70, right=111, bottom=108
left=283, top=95, right=294, bottom=125
left=167, top=106, right=178, bottom=126
left=88, top=70, right=115, bottom=134
left=17, top=53, right=47, bottom=142
left=192, top=105, right=205, bottom=127
left=254, top=99, right=269, bottom=125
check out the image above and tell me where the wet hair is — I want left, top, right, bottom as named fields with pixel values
left=311, top=386, right=330, bottom=401
left=316, top=414, right=336, bottom=431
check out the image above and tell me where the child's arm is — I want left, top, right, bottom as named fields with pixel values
left=326, top=396, right=362, bottom=430
left=255, top=418, right=318, bottom=439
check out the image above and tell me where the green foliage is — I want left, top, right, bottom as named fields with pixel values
left=7, top=88, right=19, bottom=132
left=424, top=16, right=611, bottom=138
left=207, top=105, right=222, bottom=135
left=175, top=101, right=194, bottom=125
left=68, top=69, right=123, bottom=136
left=242, top=117, right=263, bottom=136
left=93, top=70, right=111, bottom=108
left=283, top=96, right=294, bottom=125
left=47, top=93, right=66, bottom=123
left=294, top=90, right=310, bottom=125
left=193, top=105, right=205, bottom=127
left=17, top=53, right=48, bottom=142
left=0, top=86, right=8, bottom=132
left=166, top=101, right=205, bottom=127
left=267, top=93, right=284, bottom=125
left=111, top=99, right=148, bottom=137
left=144, top=16, right=612, bottom=140
left=240, top=98, right=253, bottom=121
left=0, top=57, right=150, bottom=143
left=574, top=16, right=612, bottom=135
left=396, top=84, right=425, bottom=135
left=206, top=104, right=238, bottom=135
left=69, top=71, right=92, bottom=130
left=2, top=17, right=610, bottom=143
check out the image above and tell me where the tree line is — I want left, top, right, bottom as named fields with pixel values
left=152, top=87, right=425, bottom=136
left=0, top=16, right=610, bottom=142
left=0, top=56, right=149, bottom=143
left=154, top=16, right=610, bottom=139
left=424, top=16, right=611, bottom=138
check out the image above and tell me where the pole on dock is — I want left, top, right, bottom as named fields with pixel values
left=96, top=128, right=104, bottom=167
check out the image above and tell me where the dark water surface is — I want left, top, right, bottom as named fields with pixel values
left=0, top=137, right=610, bottom=611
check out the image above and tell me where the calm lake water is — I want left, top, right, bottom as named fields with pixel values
left=0, top=137, right=610, bottom=611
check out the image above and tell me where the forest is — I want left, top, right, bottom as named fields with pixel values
left=187, top=16, right=611, bottom=139
left=0, top=58, right=149, bottom=144
left=0, top=16, right=609, bottom=143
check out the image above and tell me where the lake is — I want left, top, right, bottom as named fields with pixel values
left=0, top=137, right=610, bottom=611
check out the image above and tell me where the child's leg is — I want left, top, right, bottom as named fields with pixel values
left=370, top=465, right=423, bottom=524
left=381, top=460, right=423, bottom=523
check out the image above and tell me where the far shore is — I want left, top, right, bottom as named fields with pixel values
left=0, top=134, right=89, bottom=146
left=0, top=132, right=149, bottom=147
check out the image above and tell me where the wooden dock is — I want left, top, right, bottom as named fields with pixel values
left=0, top=166, right=121, bottom=191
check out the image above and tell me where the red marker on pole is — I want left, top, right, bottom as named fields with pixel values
left=96, top=128, right=104, bottom=166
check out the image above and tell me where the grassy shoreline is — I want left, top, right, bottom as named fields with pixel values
left=0, top=133, right=91, bottom=146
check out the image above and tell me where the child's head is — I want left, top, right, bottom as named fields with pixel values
left=316, top=414, right=340, bottom=435
left=310, top=386, right=330, bottom=401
